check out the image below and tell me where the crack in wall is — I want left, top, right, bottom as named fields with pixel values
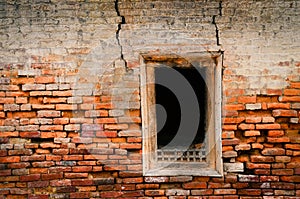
left=114, top=0, right=127, bottom=68
left=212, top=1, right=222, bottom=46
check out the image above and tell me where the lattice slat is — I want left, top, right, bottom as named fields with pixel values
left=157, top=148, right=206, bottom=162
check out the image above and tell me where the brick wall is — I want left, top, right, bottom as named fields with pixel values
left=0, top=0, right=299, bottom=198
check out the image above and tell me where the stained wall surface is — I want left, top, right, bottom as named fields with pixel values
left=0, top=0, right=299, bottom=198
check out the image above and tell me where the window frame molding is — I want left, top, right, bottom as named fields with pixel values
left=140, top=52, right=223, bottom=176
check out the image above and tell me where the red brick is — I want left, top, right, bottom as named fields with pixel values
left=238, top=123, right=255, bottom=130
left=13, top=112, right=36, bottom=118
left=53, top=90, right=72, bottom=97
left=244, top=130, right=261, bottom=137
left=267, top=137, right=290, bottom=143
left=94, top=102, right=113, bottom=109
left=281, top=176, right=300, bottom=182
left=64, top=173, right=88, bottom=179
left=72, top=166, right=93, bottom=172
left=256, top=124, right=281, bottom=130
left=41, top=173, right=63, bottom=180
left=20, top=174, right=40, bottom=181
left=29, top=168, right=48, bottom=174
left=284, top=89, right=300, bottom=95
left=122, top=177, right=143, bottom=184
left=56, top=104, right=77, bottom=110
left=285, top=144, right=300, bottom=150
left=272, top=169, right=294, bottom=175
left=56, top=186, right=76, bottom=193
left=29, top=91, right=52, bottom=96
left=224, top=104, right=245, bottom=110
left=290, top=82, right=300, bottom=88
left=222, top=125, right=237, bottom=130
left=31, top=104, right=55, bottom=109
left=35, top=76, right=55, bottom=84
left=238, top=189, right=261, bottom=195
left=40, top=142, right=60, bottom=148
left=222, top=117, right=245, bottom=124
left=222, top=138, right=240, bottom=146
left=100, top=191, right=123, bottom=198
left=95, top=118, right=117, bottom=124
left=63, top=155, right=83, bottom=161
left=0, top=169, right=11, bottom=176
left=265, top=89, right=283, bottom=95
left=238, top=96, right=256, bottom=104
left=53, top=118, right=69, bottom=125
left=0, top=156, right=20, bottom=163
left=279, top=96, right=300, bottom=102
left=120, top=143, right=141, bottom=149
left=267, top=103, right=290, bottom=109
left=0, top=97, right=15, bottom=104
left=222, top=131, right=235, bottom=139
left=104, top=124, right=128, bottom=130
left=43, top=97, right=67, bottom=103
left=246, top=163, right=271, bottom=169
left=183, top=182, right=207, bottom=189
left=250, top=155, right=274, bottom=163
left=95, top=131, right=116, bottom=138
left=71, top=179, right=93, bottom=186
left=11, top=77, right=35, bottom=84
left=268, top=130, right=284, bottom=137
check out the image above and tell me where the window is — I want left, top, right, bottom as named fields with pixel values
left=140, top=52, right=223, bottom=176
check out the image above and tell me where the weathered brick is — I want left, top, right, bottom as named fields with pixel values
left=144, top=176, right=168, bottom=183
left=145, top=190, right=165, bottom=196
left=28, top=181, right=49, bottom=188
left=262, top=148, right=285, bottom=156
left=272, top=109, right=298, bottom=117
left=37, top=110, right=60, bottom=118
left=245, top=103, right=261, bottom=110
left=22, top=84, right=45, bottom=91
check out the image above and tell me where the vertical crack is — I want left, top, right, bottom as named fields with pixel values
left=115, top=0, right=127, bottom=67
left=212, top=1, right=222, bottom=46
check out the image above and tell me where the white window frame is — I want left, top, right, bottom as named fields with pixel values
left=140, top=52, right=223, bottom=176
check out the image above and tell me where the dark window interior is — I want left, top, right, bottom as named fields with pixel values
left=155, top=66, right=208, bottom=149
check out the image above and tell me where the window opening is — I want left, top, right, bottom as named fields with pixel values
left=140, top=53, right=223, bottom=176
left=155, top=67, right=208, bottom=162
